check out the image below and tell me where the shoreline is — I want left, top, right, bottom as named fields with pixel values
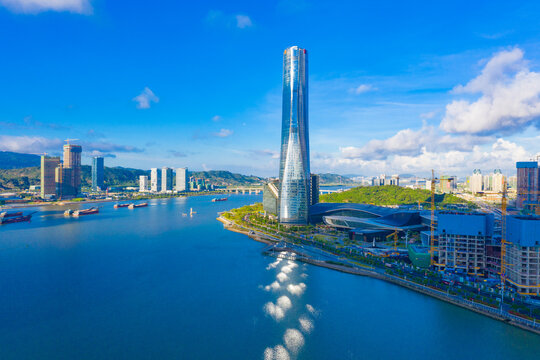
left=217, top=215, right=540, bottom=336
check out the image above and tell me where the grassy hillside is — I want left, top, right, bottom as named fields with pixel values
left=320, top=185, right=471, bottom=207
left=0, top=151, right=40, bottom=169
left=318, top=173, right=356, bottom=184
left=189, top=170, right=265, bottom=186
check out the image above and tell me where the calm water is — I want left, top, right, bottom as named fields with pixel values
left=0, top=195, right=538, bottom=359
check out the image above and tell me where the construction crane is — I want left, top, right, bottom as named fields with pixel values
left=64, top=138, right=79, bottom=145
left=429, top=169, right=438, bottom=266
left=385, top=229, right=399, bottom=251
left=500, top=178, right=509, bottom=306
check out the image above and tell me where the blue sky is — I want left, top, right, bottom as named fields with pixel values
left=1, top=0, right=540, bottom=177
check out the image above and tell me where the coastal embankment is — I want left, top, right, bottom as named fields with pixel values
left=217, top=215, right=540, bottom=336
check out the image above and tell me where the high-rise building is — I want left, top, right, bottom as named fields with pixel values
left=470, top=169, right=483, bottom=194
left=40, top=155, right=60, bottom=198
left=491, top=169, right=504, bottom=193
left=139, top=175, right=149, bottom=192
left=516, top=161, right=539, bottom=210
left=390, top=175, right=399, bottom=186
left=150, top=168, right=161, bottom=192
left=55, top=165, right=74, bottom=198
left=437, top=212, right=494, bottom=276
left=505, top=215, right=540, bottom=295
left=63, top=144, right=82, bottom=195
left=278, top=46, right=310, bottom=225
left=263, top=180, right=280, bottom=216
left=175, top=168, right=188, bottom=192
left=91, top=156, right=104, bottom=191
left=161, top=167, right=173, bottom=192
left=310, top=174, right=319, bottom=206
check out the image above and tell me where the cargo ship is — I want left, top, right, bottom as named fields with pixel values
left=0, top=211, right=23, bottom=218
left=0, top=212, right=36, bottom=225
left=211, top=197, right=228, bottom=202
left=128, top=203, right=148, bottom=209
left=72, top=207, right=99, bottom=217
left=114, top=203, right=131, bottom=209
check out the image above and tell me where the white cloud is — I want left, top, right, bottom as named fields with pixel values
left=212, top=115, right=221, bottom=122
left=133, top=87, right=159, bottom=109
left=235, top=14, right=253, bottom=28
left=351, top=84, right=374, bottom=94
left=283, top=329, right=304, bottom=354
left=264, top=345, right=290, bottom=360
left=287, top=283, right=306, bottom=296
left=213, top=128, right=233, bottom=138
left=0, top=135, right=62, bottom=153
left=299, top=317, right=314, bottom=333
left=0, top=0, right=92, bottom=14
left=441, top=48, right=540, bottom=134
left=263, top=296, right=292, bottom=321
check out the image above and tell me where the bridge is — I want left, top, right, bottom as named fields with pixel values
left=223, top=187, right=262, bottom=195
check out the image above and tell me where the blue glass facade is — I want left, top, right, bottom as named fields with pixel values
left=91, top=156, right=104, bottom=191
left=279, top=46, right=310, bottom=224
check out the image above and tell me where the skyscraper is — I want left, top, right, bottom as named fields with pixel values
left=175, top=168, right=188, bottom=192
left=91, top=156, right=104, bottom=191
left=161, top=167, right=173, bottom=192
left=278, top=46, right=310, bottom=225
left=150, top=168, right=161, bottom=192
left=40, top=155, right=60, bottom=198
left=139, top=175, right=149, bottom=192
left=516, top=161, right=539, bottom=209
left=63, top=143, right=82, bottom=195
left=310, top=174, right=319, bottom=206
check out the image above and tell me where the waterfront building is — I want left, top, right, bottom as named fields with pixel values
left=310, top=174, right=320, bottom=206
left=485, top=243, right=501, bottom=277
left=470, top=169, right=483, bottom=194
left=516, top=161, right=539, bottom=210
left=63, top=143, right=82, bottom=195
left=40, top=155, right=60, bottom=198
left=492, top=169, right=504, bottom=193
left=263, top=180, right=280, bottom=216
left=91, top=156, right=104, bottom=191
left=278, top=46, right=310, bottom=225
left=437, top=212, right=494, bottom=275
left=139, top=175, right=149, bottom=192
left=505, top=215, right=540, bottom=295
left=161, top=167, right=173, bottom=192
left=151, top=168, right=161, bottom=192
left=175, top=168, right=188, bottom=192
left=390, top=175, right=399, bottom=186
left=55, top=165, right=74, bottom=198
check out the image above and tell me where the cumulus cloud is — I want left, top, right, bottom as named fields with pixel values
left=281, top=262, right=297, bottom=274
left=264, top=281, right=281, bottom=292
left=0, top=0, right=92, bottom=14
left=251, top=149, right=280, bottom=159
left=287, top=283, right=306, bottom=296
left=283, top=329, right=304, bottom=354
left=441, top=48, right=540, bottom=134
left=277, top=272, right=288, bottom=283
left=213, top=128, right=233, bottom=138
left=235, top=14, right=253, bottom=28
left=266, top=258, right=282, bottom=270
left=264, top=296, right=292, bottom=321
left=0, top=135, right=63, bottom=153
left=306, top=304, right=319, bottom=317
left=212, top=115, right=221, bottom=122
left=299, top=316, right=314, bottom=333
left=350, top=84, right=374, bottom=94
left=82, top=141, right=144, bottom=154
left=133, top=87, right=159, bottom=109
left=264, top=345, right=290, bottom=360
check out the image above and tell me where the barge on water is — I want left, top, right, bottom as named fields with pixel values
left=211, top=197, right=228, bottom=202
left=72, top=207, right=99, bottom=217
left=0, top=212, right=36, bottom=225
left=114, top=203, right=131, bottom=209
left=0, top=211, right=23, bottom=218
left=128, top=203, right=148, bottom=209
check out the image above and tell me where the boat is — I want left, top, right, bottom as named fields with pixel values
left=72, top=207, right=99, bottom=217
left=211, top=197, right=228, bottom=202
left=190, top=208, right=196, bottom=217
left=114, top=203, right=131, bottom=209
left=128, top=203, right=148, bottom=209
left=0, top=211, right=23, bottom=218
left=64, top=209, right=73, bottom=216
left=0, top=212, right=36, bottom=225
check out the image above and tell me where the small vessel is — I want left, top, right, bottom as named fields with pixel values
left=128, top=202, right=148, bottom=209
left=211, top=197, right=228, bottom=202
left=64, top=209, right=73, bottom=216
left=0, top=212, right=36, bottom=225
left=114, top=203, right=131, bottom=209
left=0, top=211, right=23, bottom=218
left=72, top=207, right=99, bottom=217
left=190, top=208, right=196, bottom=217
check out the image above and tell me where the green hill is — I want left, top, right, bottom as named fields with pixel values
left=0, top=151, right=40, bottom=169
left=189, top=170, right=265, bottom=187
left=318, top=173, right=356, bottom=185
left=320, top=185, right=471, bottom=207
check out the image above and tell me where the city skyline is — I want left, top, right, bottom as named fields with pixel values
left=1, top=1, right=540, bottom=177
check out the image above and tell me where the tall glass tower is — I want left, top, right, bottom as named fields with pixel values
left=279, top=46, right=310, bottom=225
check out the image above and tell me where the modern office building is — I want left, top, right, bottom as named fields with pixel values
left=491, top=169, right=504, bottom=193
left=55, top=165, right=74, bottom=198
left=310, top=174, right=319, bottom=206
left=516, top=161, right=539, bottom=210
left=505, top=215, right=540, bottom=295
left=263, top=180, right=280, bottom=216
left=175, top=168, right=188, bottom=192
left=150, top=168, right=161, bottom=192
left=470, top=169, right=483, bottom=194
left=161, top=167, right=173, bottom=192
left=437, top=212, right=494, bottom=275
left=139, top=175, right=149, bottom=192
left=40, top=155, right=60, bottom=198
left=91, top=156, right=104, bottom=191
left=439, top=175, right=457, bottom=193
left=278, top=46, right=310, bottom=225
left=63, top=143, right=82, bottom=195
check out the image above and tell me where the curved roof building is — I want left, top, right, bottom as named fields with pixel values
left=279, top=46, right=310, bottom=225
